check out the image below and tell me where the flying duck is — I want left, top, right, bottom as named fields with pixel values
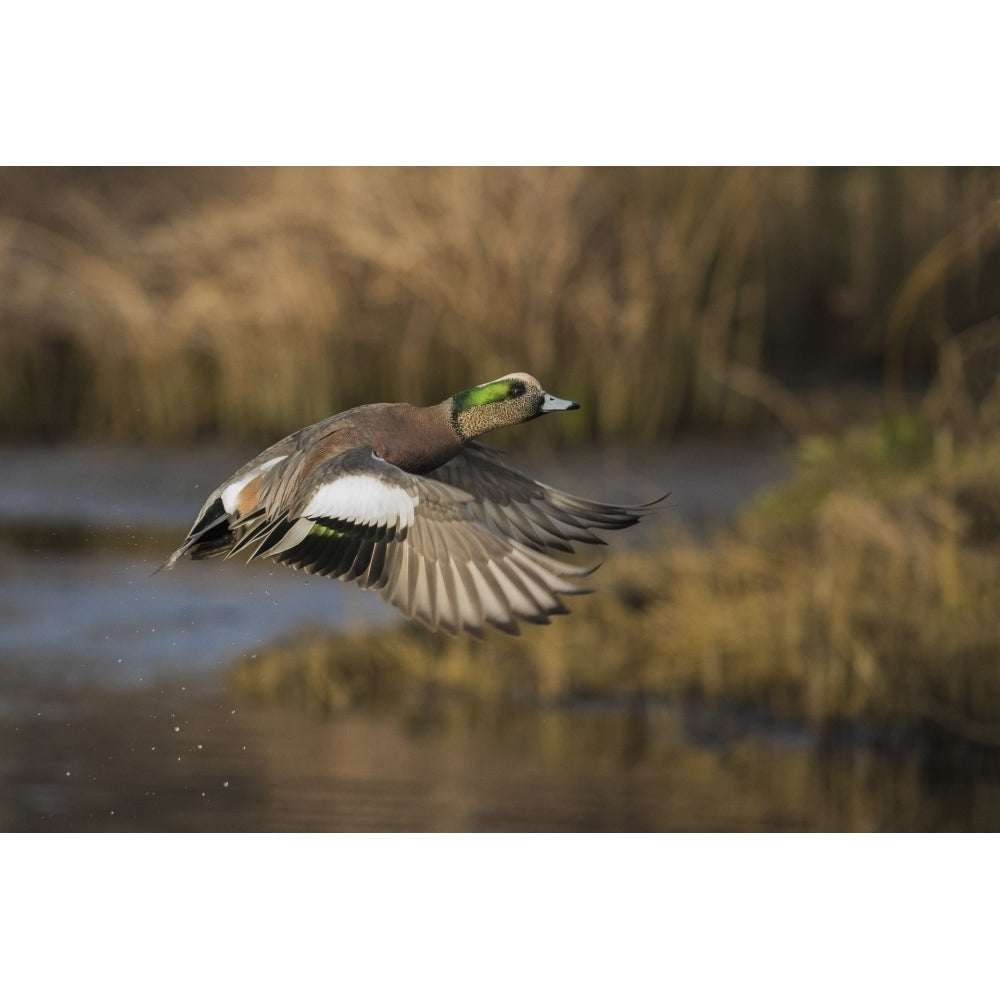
left=165, top=373, right=663, bottom=637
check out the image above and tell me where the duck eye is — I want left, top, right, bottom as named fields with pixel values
left=508, top=382, right=525, bottom=399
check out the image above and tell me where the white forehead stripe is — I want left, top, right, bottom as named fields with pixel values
left=303, top=476, right=417, bottom=528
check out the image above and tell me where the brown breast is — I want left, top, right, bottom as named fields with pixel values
left=369, top=403, right=462, bottom=474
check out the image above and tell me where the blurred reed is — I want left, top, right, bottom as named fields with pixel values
left=230, top=427, right=1000, bottom=746
left=1, top=166, right=998, bottom=442
left=230, top=333, right=1000, bottom=750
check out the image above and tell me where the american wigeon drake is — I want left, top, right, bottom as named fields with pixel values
left=166, top=373, right=664, bottom=637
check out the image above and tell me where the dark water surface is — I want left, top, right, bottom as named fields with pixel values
left=2, top=441, right=998, bottom=831
left=10, top=688, right=997, bottom=832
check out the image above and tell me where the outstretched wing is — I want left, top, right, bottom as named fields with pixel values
left=227, top=447, right=594, bottom=637
left=426, top=441, right=666, bottom=552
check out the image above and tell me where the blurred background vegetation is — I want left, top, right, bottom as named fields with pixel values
left=2, top=166, right=999, bottom=444
left=5, top=166, right=1000, bottom=758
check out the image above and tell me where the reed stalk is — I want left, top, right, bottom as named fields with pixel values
left=2, top=166, right=998, bottom=442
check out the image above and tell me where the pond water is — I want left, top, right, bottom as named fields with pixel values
left=2, top=440, right=998, bottom=831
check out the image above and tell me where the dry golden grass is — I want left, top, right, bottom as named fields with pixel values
left=230, top=411, right=1000, bottom=744
left=211, top=314, right=1000, bottom=752
left=4, top=167, right=999, bottom=750
left=2, top=167, right=999, bottom=442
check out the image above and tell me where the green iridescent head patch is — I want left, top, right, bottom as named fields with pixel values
left=452, top=378, right=525, bottom=415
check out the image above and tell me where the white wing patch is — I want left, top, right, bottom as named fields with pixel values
left=303, top=475, right=417, bottom=529
left=218, top=456, right=287, bottom=514
left=220, top=472, right=256, bottom=514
